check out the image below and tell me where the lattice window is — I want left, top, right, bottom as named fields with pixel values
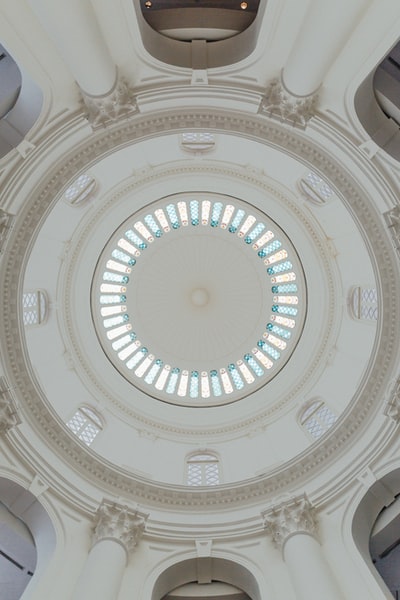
left=66, top=406, right=103, bottom=446
left=180, top=132, right=215, bottom=153
left=22, top=291, right=47, bottom=326
left=351, top=287, right=378, bottom=321
left=186, top=452, right=220, bottom=486
left=64, top=173, right=96, bottom=205
left=299, top=399, right=337, bottom=440
left=299, top=171, right=334, bottom=205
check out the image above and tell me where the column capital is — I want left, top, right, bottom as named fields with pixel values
left=92, top=501, right=148, bottom=557
left=259, top=75, right=318, bottom=128
left=81, top=75, right=139, bottom=128
left=262, top=495, right=318, bottom=551
left=384, top=375, right=400, bottom=421
left=0, top=377, right=21, bottom=433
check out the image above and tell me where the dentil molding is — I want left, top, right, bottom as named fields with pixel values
left=0, top=109, right=399, bottom=510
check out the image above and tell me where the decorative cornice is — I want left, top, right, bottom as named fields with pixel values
left=92, top=501, right=148, bottom=556
left=0, top=109, right=399, bottom=509
left=81, top=76, right=139, bottom=128
left=262, top=495, right=318, bottom=551
left=0, top=376, right=21, bottom=433
left=260, top=77, right=318, bottom=128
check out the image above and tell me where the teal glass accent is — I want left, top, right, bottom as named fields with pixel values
left=190, top=200, right=199, bottom=225
left=273, top=284, right=298, bottom=293
left=145, top=362, right=161, bottom=384
left=244, top=355, right=264, bottom=377
left=210, top=370, right=222, bottom=396
left=112, top=249, right=135, bottom=264
left=126, top=349, right=146, bottom=370
left=258, top=240, right=282, bottom=258
left=269, top=325, right=291, bottom=339
left=144, top=214, right=162, bottom=238
left=258, top=341, right=280, bottom=360
left=247, top=222, right=265, bottom=242
left=103, top=272, right=129, bottom=284
left=267, top=261, right=293, bottom=275
left=166, top=370, right=179, bottom=394
left=275, top=306, right=298, bottom=316
left=230, top=209, right=245, bottom=230
left=190, top=370, right=199, bottom=398
left=126, top=229, right=147, bottom=249
left=210, top=202, right=223, bottom=227
left=228, top=363, right=244, bottom=390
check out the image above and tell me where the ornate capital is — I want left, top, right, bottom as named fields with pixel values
left=0, top=377, right=20, bottom=433
left=0, top=209, right=13, bottom=253
left=92, top=502, right=148, bottom=556
left=384, top=205, right=400, bottom=253
left=262, top=495, right=318, bottom=551
left=260, top=76, right=318, bottom=128
left=81, top=76, right=139, bottom=128
left=384, top=376, right=400, bottom=421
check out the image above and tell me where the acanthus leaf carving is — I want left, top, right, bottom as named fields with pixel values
left=260, top=77, right=318, bottom=128
left=92, top=501, right=148, bottom=556
left=262, top=494, right=318, bottom=551
left=0, top=376, right=21, bottom=433
left=384, top=375, right=400, bottom=421
left=81, top=76, right=139, bottom=128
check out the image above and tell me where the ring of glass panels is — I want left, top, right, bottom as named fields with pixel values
left=92, top=193, right=307, bottom=406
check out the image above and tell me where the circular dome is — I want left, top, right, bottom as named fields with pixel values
left=92, top=193, right=306, bottom=406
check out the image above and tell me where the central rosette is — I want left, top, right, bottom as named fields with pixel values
left=92, top=193, right=306, bottom=406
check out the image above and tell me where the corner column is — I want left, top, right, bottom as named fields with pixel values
left=28, top=0, right=137, bottom=126
left=72, top=502, right=148, bottom=600
left=262, top=0, right=370, bottom=125
left=263, top=495, right=344, bottom=600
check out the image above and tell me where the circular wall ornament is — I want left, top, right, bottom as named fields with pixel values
left=92, top=193, right=306, bottom=406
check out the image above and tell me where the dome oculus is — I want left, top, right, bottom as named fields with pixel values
left=92, top=194, right=306, bottom=406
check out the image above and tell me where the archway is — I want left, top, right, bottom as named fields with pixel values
left=0, top=478, right=56, bottom=599
left=151, top=557, right=260, bottom=600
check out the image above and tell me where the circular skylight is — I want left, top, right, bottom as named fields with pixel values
left=92, top=193, right=306, bottom=406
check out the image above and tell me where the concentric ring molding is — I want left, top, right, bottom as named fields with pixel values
left=92, top=192, right=307, bottom=406
left=1, top=109, right=398, bottom=509
left=63, top=161, right=334, bottom=433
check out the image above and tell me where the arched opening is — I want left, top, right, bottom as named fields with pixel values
left=132, top=0, right=267, bottom=69
left=151, top=557, right=260, bottom=600
left=0, top=478, right=56, bottom=599
left=0, top=43, right=43, bottom=160
left=354, top=37, right=400, bottom=162
left=352, top=468, right=400, bottom=598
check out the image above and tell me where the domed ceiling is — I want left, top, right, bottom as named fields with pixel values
left=8, top=102, right=393, bottom=506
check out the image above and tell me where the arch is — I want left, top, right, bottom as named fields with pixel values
left=0, top=42, right=43, bottom=160
left=185, top=451, right=221, bottom=486
left=298, top=398, right=337, bottom=440
left=131, top=0, right=267, bottom=69
left=354, top=34, right=400, bottom=163
left=66, top=405, right=104, bottom=446
left=0, top=477, right=56, bottom=599
left=150, top=557, right=262, bottom=600
left=351, top=467, right=400, bottom=598
left=349, top=286, right=378, bottom=322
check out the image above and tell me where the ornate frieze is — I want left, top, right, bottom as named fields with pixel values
left=260, top=77, right=318, bottom=128
left=262, top=495, right=318, bottom=551
left=0, top=376, right=20, bottom=433
left=81, top=77, right=138, bottom=128
left=0, top=110, right=398, bottom=510
left=92, top=501, right=148, bottom=556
